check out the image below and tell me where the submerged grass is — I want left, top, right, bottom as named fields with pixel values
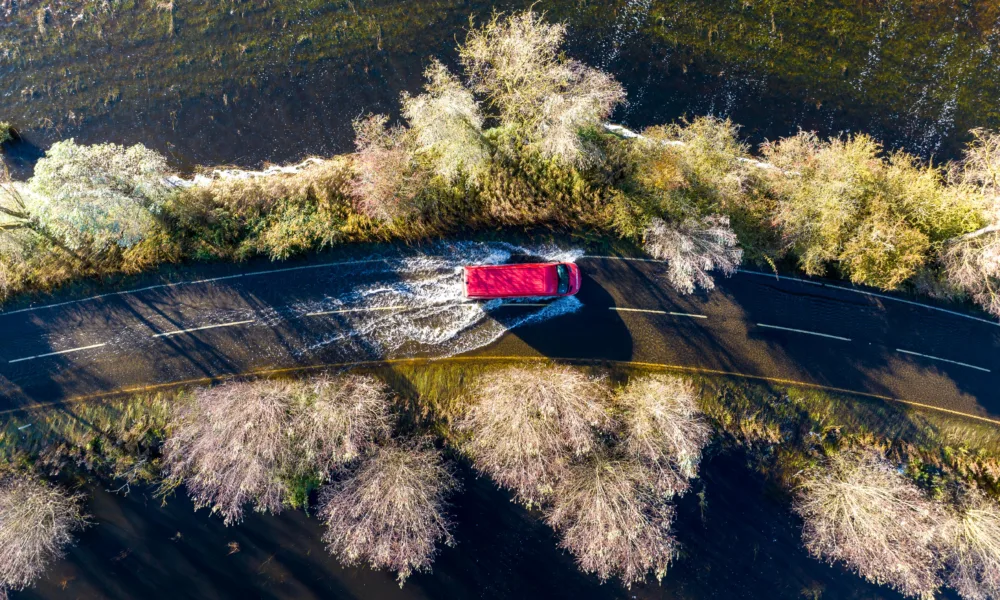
left=5, top=359, right=993, bottom=499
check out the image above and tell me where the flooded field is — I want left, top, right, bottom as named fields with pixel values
left=2, top=0, right=997, bottom=598
left=1, top=0, right=997, bottom=174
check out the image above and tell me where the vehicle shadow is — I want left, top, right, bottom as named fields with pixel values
left=488, top=265, right=635, bottom=363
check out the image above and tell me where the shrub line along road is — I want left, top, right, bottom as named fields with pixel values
left=0, top=255, right=997, bottom=423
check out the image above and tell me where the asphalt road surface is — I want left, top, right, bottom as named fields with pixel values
left=0, top=250, right=997, bottom=422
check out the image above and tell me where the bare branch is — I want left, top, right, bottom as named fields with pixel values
left=456, top=364, right=611, bottom=506
left=0, top=475, right=88, bottom=594
left=794, top=448, right=943, bottom=599
left=643, top=215, right=742, bottom=293
left=319, top=438, right=457, bottom=585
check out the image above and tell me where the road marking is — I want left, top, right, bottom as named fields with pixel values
left=8, top=355, right=1000, bottom=426
left=580, top=256, right=1000, bottom=328
left=497, top=303, right=550, bottom=307
left=756, top=323, right=852, bottom=342
left=610, top=307, right=708, bottom=319
left=736, top=268, right=1000, bottom=327
left=305, top=306, right=404, bottom=317
left=8, top=343, right=107, bottom=364
left=895, top=349, right=991, bottom=373
left=0, top=258, right=390, bottom=318
left=152, top=320, right=254, bottom=338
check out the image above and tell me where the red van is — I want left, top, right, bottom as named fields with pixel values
left=463, top=262, right=581, bottom=299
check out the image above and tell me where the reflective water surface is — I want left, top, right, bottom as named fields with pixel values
left=3, top=1, right=994, bottom=597
left=2, top=0, right=997, bottom=173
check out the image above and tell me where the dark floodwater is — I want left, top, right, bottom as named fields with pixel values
left=3, top=0, right=994, bottom=597
left=1, top=0, right=998, bottom=176
left=26, top=453, right=913, bottom=600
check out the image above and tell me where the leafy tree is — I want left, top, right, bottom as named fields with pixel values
left=0, top=165, right=31, bottom=234
left=764, top=132, right=982, bottom=289
left=639, top=118, right=753, bottom=213
left=26, top=140, right=173, bottom=251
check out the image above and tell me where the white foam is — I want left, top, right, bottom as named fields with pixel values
left=294, top=241, right=584, bottom=357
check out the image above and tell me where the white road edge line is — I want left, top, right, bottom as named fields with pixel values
left=895, top=349, right=991, bottom=373
left=581, top=255, right=1000, bottom=328
left=305, top=306, right=405, bottom=317
left=0, top=258, right=390, bottom=318
left=152, top=320, right=255, bottom=338
left=756, top=323, right=852, bottom=342
left=9, top=343, right=108, bottom=364
left=610, top=307, right=708, bottom=319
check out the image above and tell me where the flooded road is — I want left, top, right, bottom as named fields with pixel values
left=2, top=0, right=996, bottom=597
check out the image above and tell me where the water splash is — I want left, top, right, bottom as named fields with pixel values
left=290, top=241, right=584, bottom=358
left=598, top=0, right=653, bottom=68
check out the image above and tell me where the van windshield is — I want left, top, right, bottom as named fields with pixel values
left=556, top=264, right=570, bottom=295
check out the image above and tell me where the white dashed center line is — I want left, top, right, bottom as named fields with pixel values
left=305, top=306, right=405, bottom=317
left=152, top=320, right=255, bottom=338
left=610, top=307, right=708, bottom=319
left=757, top=323, right=852, bottom=342
left=895, top=349, right=991, bottom=373
left=9, top=343, right=108, bottom=364
left=497, top=303, right=551, bottom=308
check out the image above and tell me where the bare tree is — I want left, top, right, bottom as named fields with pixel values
left=459, top=10, right=625, bottom=165
left=349, top=114, right=428, bottom=223
left=546, top=451, right=677, bottom=587
left=643, top=215, right=743, bottom=294
left=291, top=374, right=393, bottom=474
left=955, top=129, right=1000, bottom=196
left=794, top=448, right=943, bottom=599
left=162, top=375, right=391, bottom=525
left=942, top=232, right=1000, bottom=317
left=162, top=380, right=293, bottom=525
left=456, top=364, right=611, bottom=505
left=941, top=129, right=1000, bottom=317
left=319, top=439, right=457, bottom=585
left=941, top=489, right=1000, bottom=600
left=402, top=60, right=489, bottom=183
left=0, top=475, right=88, bottom=595
left=617, top=374, right=711, bottom=496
